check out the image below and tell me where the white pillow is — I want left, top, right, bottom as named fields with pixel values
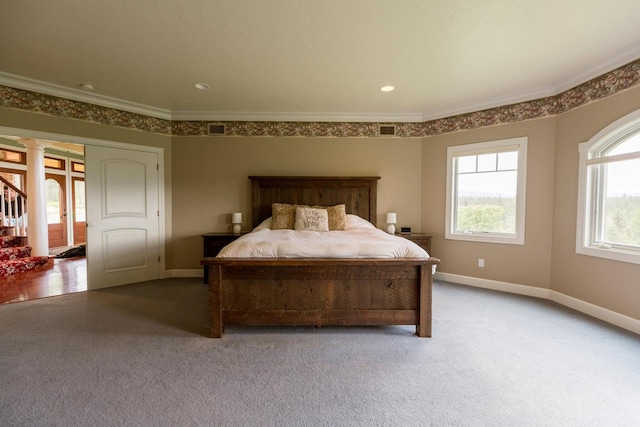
left=345, top=214, right=376, bottom=230
left=294, top=206, right=329, bottom=232
left=254, top=217, right=273, bottom=230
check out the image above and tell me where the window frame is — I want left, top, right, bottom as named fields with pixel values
left=445, top=136, right=528, bottom=245
left=576, top=109, right=640, bottom=265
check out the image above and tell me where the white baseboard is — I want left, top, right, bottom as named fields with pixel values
left=549, top=291, right=640, bottom=335
left=165, top=269, right=203, bottom=278
left=434, top=272, right=640, bottom=335
left=435, top=272, right=550, bottom=299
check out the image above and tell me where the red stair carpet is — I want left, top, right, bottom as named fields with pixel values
left=0, top=236, right=50, bottom=277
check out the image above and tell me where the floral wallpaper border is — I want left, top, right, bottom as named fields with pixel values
left=1, top=59, right=639, bottom=138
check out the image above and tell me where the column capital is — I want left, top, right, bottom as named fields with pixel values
left=18, top=138, right=51, bottom=150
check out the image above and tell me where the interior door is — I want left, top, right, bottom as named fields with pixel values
left=85, top=145, right=160, bottom=290
left=45, top=174, right=68, bottom=248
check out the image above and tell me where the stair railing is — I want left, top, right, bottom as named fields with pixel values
left=0, top=177, right=27, bottom=237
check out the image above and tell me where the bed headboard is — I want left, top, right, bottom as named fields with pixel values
left=249, top=176, right=381, bottom=229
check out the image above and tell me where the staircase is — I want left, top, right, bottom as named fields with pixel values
left=0, top=235, right=50, bottom=277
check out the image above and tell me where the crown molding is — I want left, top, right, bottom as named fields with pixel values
left=0, top=71, right=424, bottom=123
left=552, top=39, right=640, bottom=93
left=420, top=84, right=557, bottom=122
left=421, top=40, right=640, bottom=122
left=2, top=40, right=640, bottom=124
left=0, top=71, right=172, bottom=120
left=169, top=110, right=424, bottom=123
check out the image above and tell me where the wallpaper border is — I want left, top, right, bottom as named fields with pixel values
left=1, top=59, right=639, bottom=138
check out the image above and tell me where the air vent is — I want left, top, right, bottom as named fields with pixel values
left=379, top=124, right=396, bottom=136
left=208, top=123, right=226, bottom=136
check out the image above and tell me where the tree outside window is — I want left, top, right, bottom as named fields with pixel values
left=577, top=110, right=640, bottom=264
left=446, top=137, right=527, bottom=245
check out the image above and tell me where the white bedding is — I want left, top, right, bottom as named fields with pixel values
left=217, top=214, right=430, bottom=259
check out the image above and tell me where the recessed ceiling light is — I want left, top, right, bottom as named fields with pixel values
left=195, top=83, right=211, bottom=90
left=80, top=83, right=94, bottom=91
left=380, top=85, right=395, bottom=92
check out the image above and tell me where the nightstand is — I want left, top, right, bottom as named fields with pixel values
left=202, top=232, right=246, bottom=283
left=397, top=233, right=433, bottom=254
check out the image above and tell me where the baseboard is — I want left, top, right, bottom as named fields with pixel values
left=435, top=272, right=640, bottom=335
left=434, top=272, right=550, bottom=299
left=549, top=291, right=640, bottom=335
left=165, top=269, right=203, bottom=278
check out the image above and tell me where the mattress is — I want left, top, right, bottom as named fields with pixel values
left=217, top=214, right=429, bottom=259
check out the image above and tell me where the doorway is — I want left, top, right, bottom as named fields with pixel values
left=0, top=128, right=165, bottom=297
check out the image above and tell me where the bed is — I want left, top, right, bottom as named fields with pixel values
left=201, top=176, right=440, bottom=338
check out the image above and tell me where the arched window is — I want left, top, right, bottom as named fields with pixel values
left=577, top=109, right=640, bottom=264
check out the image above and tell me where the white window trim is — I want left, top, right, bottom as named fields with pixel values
left=576, top=108, right=640, bottom=265
left=445, top=136, right=527, bottom=245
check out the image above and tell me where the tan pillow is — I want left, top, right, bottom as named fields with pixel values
left=294, top=206, right=329, bottom=232
left=313, top=204, right=347, bottom=231
left=271, top=203, right=297, bottom=229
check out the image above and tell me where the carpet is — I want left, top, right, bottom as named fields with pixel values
left=1, top=279, right=639, bottom=426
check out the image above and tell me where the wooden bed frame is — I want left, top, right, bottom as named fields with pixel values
left=201, top=176, right=440, bottom=338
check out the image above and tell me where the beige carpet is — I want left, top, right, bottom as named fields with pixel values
left=1, top=279, right=639, bottom=426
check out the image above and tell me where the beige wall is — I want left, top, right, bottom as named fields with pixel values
left=551, top=86, right=640, bottom=319
left=421, top=118, right=557, bottom=288
left=3, top=86, right=640, bottom=321
left=171, top=136, right=423, bottom=269
left=422, top=86, right=640, bottom=321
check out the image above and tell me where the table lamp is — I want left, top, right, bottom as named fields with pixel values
left=232, top=212, right=242, bottom=234
left=386, top=212, right=397, bottom=234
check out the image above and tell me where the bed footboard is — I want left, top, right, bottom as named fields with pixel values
left=202, top=257, right=440, bottom=338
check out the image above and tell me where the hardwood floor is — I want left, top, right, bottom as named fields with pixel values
left=0, top=257, right=86, bottom=304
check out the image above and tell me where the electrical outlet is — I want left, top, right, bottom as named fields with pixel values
left=478, top=258, right=485, bottom=268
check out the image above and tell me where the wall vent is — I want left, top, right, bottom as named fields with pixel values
left=379, top=124, right=396, bottom=136
left=208, top=123, right=226, bottom=135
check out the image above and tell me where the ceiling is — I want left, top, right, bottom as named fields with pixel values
left=2, top=0, right=640, bottom=123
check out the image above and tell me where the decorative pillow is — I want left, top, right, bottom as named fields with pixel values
left=322, top=204, right=347, bottom=231
left=272, top=203, right=297, bottom=229
left=294, top=206, right=329, bottom=232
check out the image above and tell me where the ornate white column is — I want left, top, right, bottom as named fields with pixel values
left=19, top=139, right=50, bottom=257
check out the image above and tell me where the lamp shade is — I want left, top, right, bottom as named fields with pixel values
left=232, top=212, right=242, bottom=224
left=386, top=213, right=397, bottom=224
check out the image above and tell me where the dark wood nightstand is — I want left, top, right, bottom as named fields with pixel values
left=397, top=233, right=433, bottom=254
left=202, top=232, right=246, bottom=283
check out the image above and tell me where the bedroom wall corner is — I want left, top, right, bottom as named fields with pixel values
left=550, top=85, right=640, bottom=322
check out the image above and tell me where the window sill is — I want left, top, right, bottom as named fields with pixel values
left=576, top=245, right=640, bottom=265
left=446, top=233, right=524, bottom=245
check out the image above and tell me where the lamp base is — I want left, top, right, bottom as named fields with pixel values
left=233, top=224, right=241, bottom=234
left=386, top=224, right=395, bottom=234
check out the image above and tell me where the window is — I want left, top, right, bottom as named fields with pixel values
left=46, top=178, right=62, bottom=224
left=577, top=109, right=640, bottom=264
left=71, top=161, right=85, bottom=173
left=73, top=178, right=86, bottom=222
left=446, top=137, right=528, bottom=244
left=0, top=148, right=26, bottom=165
left=44, top=156, right=65, bottom=170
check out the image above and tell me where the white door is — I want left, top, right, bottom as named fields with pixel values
left=85, top=145, right=160, bottom=290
